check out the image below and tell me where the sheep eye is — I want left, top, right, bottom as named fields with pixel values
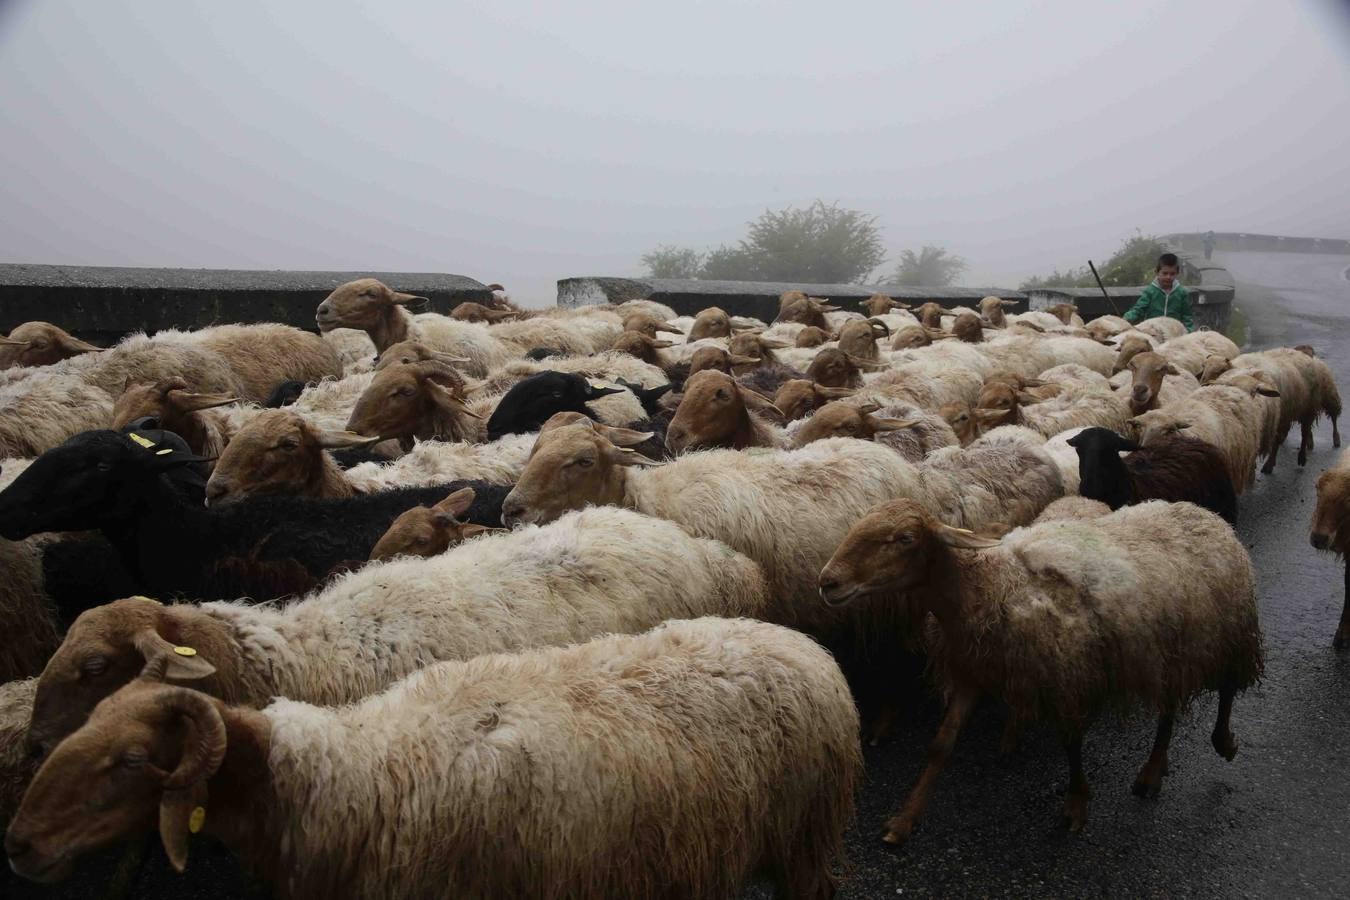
left=277, top=439, right=299, bottom=451
left=121, top=748, right=148, bottom=769
left=33, top=341, right=48, bottom=350
left=82, top=656, right=109, bottom=677
left=96, top=460, right=114, bottom=472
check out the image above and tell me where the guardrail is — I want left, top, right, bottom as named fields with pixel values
left=0, top=264, right=491, bottom=344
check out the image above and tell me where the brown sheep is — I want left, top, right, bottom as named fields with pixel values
left=819, top=498, right=1262, bottom=843
left=1310, top=449, right=1350, bottom=648
left=951, top=312, right=985, bottom=343
left=315, top=278, right=430, bottom=353
left=773, top=380, right=857, bottom=422
left=1046, top=303, right=1079, bottom=325
left=665, top=370, right=786, bottom=453
left=836, top=319, right=890, bottom=361
left=805, top=348, right=872, bottom=388
left=792, top=401, right=955, bottom=462
left=687, top=346, right=759, bottom=377
left=110, top=378, right=243, bottom=458
left=940, top=401, right=977, bottom=445
left=368, top=487, right=500, bottom=561
left=859, top=294, right=912, bottom=317
left=978, top=296, right=1020, bottom=327
left=890, top=325, right=953, bottom=350
left=205, top=410, right=380, bottom=506
left=373, top=340, right=471, bottom=372
left=612, top=330, right=675, bottom=366
left=449, top=302, right=520, bottom=323
left=1121, top=351, right=1182, bottom=415
left=775, top=292, right=839, bottom=328
left=1112, top=333, right=1155, bottom=374
left=621, top=312, right=684, bottom=339
left=727, top=333, right=790, bottom=374
left=345, top=361, right=480, bottom=450
left=192, top=324, right=343, bottom=403
left=794, top=326, right=834, bottom=348
left=687, top=307, right=736, bottom=341
left=914, top=302, right=954, bottom=329
left=0, top=322, right=102, bottom=369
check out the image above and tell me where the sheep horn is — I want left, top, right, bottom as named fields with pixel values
left=158, top=688, right=228, bottom=790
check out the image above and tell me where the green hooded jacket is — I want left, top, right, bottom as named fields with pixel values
left=1122, top=281, right=1194, bottom=331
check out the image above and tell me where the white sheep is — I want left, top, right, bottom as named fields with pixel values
left=10, top=618, right=860, bottom=900
left=23, top=506, right=769, bottom=757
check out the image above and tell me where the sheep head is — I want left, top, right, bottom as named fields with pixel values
left=687, top=307, right=733, bottom=341
left=794, top=326, right=834, bottom=348
left=1127, top=410, right=1191, bottom=445
left=25, top=597, right=219, bottom=762
left=1046, top=303, right=1078, bottom=325
left=775, top=293, right=839, bottom=328
left=111, top=378, right=242, bottom=454
left=978, top=297, right=1018, bottom=327
left=315, top=278, right=427, bottom=333
left=915, top=302, right=954, bottom=329
left=1199, top=354, right=1234, bottom=384
left=773, top=380, right=856, bottom=422
left=484, top=371, right=624, bottom=441
left=792, top=401, right=918, bottom=448
left=501, top=421, right=660, bottom=527
left=1111, top=333, right=1153, bottom=374
left=891, top=325, right=953, bottom=350
left=345, top=362, right=478, bottom=448
left=621, top=312, right=684, bottom=339
left=836, top=319, right=889, bottom=359
left=859, top=294, right=911, bottom=317
left=818, top=498, right=1000, bottom=605
left=1312, top=465, right=1350, bottom=554
left=369, top=487, right=500, bottom=561
left=449, top=302, right=520, bottom=323
left=805, top=347, right=873, bottom=388
left=612, top=330, right=674, bottom=364
left=688, top=346, right=760, bottom=377
left=0, top=322, right=103, bottom=370
left=727, top=333, right=788, bottom=371
left=1125, top=351, right=1181, bottom=414
left=7, top=676, right=233, bottom=880
left=972, top=382, right=1040, bottom=432
left=951, top=312, right=985, bottom=343
left=205, top=409, right=378, bottom=506
left=939, top=402, right=978, bottom=446
left=665, top=370, right=782, bottom=454
left=373, top=340, right=470, bottom=372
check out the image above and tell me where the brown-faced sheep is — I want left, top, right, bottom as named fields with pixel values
left=367, top=487, right=501, bottom=560
left=110, top=378, right=244, bottom=459
left=836, top=318, right=891, bottom=361
left=792, top=401, right=956, bottom=461
left=819, top=498, right=1262, bottom=843
left=0, top=323, right=102, bottom=369
left=806, top=347, right=874, bottom=388
left=860, top=294, right=912, bottom=317
left=9, top=618, right=857, bottom=900
left=665, top=370, right=787, bottom=453
left=773, top=380, right=858, bottom=422
left=343, top=361, right=480, bottom=450
left=1310, top=448, right=1350, bottom=648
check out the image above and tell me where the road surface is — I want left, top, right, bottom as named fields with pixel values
left=9, top=251, right=1350, bottom=899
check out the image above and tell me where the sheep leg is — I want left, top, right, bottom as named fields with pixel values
left=1060, top=732, right=1092, bottom=832
left=1299, top=418, right=1314, bottom=466
left=1131, top=709, right=1175, bottom=798
left=1335, top=562, right=1350, bottom=651
left=867, top=700, right=899, bottom=747
left=882, top=687, right=979, bottom=846
left=1211, top=686, right=1239, bottom=761
left=1333, top=414, right=1342, bottom=449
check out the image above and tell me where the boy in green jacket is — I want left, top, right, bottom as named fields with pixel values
left=1123, top=252, right=1194, bottom=331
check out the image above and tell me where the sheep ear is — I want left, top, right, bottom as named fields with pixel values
left=456, top=523, right=502, bottom=539
left=166, top=390, right=243, bottom=413
left=426, top=381, right=484, bottom=419
left=431, top=352, right=472, bottom=365
left=646, top=339, right=675, bottom=349
left=890, top=300, right=912, bottom=310
left=133, top=629, right=216, bottom=682
left=56, top=333, right=103, bottom=355
left=1001, top=300, right=1019, bottom=307
left=973, top=409, right=1007, bottom=424
left=846, top=354, right=885, bottom=370
left=657, top=321, right=684, bottom=335
left=929, top=332, right=956, bottom=341
left=855, top=402, right=881, bottom=416
left=759, top=338, right=791, bottom=349
left=315, top=429, right=383, bottom=450
left=872, top=417, right=920, bottom=433
left=391, top=292, right=430, bottom=306
left=593, top=423, right=655, bottom=447
left=816, top=386, right=857, bottom=399
left=1015, top=390, right=1045, bottom=405
left=740, top=389, right=785, bottom=418
left=159, top=781, right=208, bottom=874
left=434, top=487, right=476, bottom=517
left=1163, top=363, right=1182, bottom=376
left=585, top=383, right=624, bottom=399
left=606, top=444, right=665, bottom=467
left=1257, top=385, right=1280, bottom=398
left=727, top=354, right=761, bottom=366
left=934, top=523, right=1002, bottom=549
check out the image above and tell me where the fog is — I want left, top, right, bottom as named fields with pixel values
left=2, top=0, right=1348, bottom=306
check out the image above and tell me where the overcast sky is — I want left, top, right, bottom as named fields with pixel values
left=2, top=0, right=1349, bottom=305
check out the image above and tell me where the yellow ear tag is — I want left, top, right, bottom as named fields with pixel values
left=589, top=381, right=609, bottom=391
left=618, top=447, right=635, bottom=453
left=188, top=806, right=206, bottom=834
left=173, top=646, right=197, bottom=657
left=127, top=433, right=156, bottom=449
left=155, top=448, right=173, bottom=456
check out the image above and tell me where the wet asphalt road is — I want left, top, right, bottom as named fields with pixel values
left=9, top=251, right=1350, bottom=899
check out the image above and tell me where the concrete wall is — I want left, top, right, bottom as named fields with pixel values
left=0, top=264, right=491, bottom=344
left=1165, top=232, right=1350, bottom=255
left=558, top=275, right=1025, bottom=321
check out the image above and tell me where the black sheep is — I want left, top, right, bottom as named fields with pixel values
left=485, top=371, right=624, bottom=440
left=0, top=430, right=509, bottom=608
left=1066, top=427, right=1238, bottom=524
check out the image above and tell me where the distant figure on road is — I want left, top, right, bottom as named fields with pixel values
left=1203, top=230, right=1216, bottom=260
left=1124, top=252, right=1194, bottom=332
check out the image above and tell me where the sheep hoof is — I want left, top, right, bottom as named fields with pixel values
left=1260, top=462, right=1275, bottom=475
left=1130, top=778, right=1162, bottom=799
left=1334, top=434, right=1342, bottom=449
left=881, top=818, right=915, bottom=847
left=1333, top=633, right=1347, bottom=651
left=1298, top=452, right=1308, bottom=467
left=1212, top=732, right=1239, bottom=761
left=1060, top=795, right=1090, bottom=833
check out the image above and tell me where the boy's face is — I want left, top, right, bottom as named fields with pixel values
left=1156, top=265, right=1179, bottom=289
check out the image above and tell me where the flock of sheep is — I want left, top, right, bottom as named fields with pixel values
left=0, top=279, right=1345, bottom=898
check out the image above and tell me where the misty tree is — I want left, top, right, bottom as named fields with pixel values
left=1019, top=232, right=1171, bottom=289
left=885, top=246, right=967, bottom=286
left=639, top=200, right=887, bottom=283
left=640, top=245, right=705, bottom=279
